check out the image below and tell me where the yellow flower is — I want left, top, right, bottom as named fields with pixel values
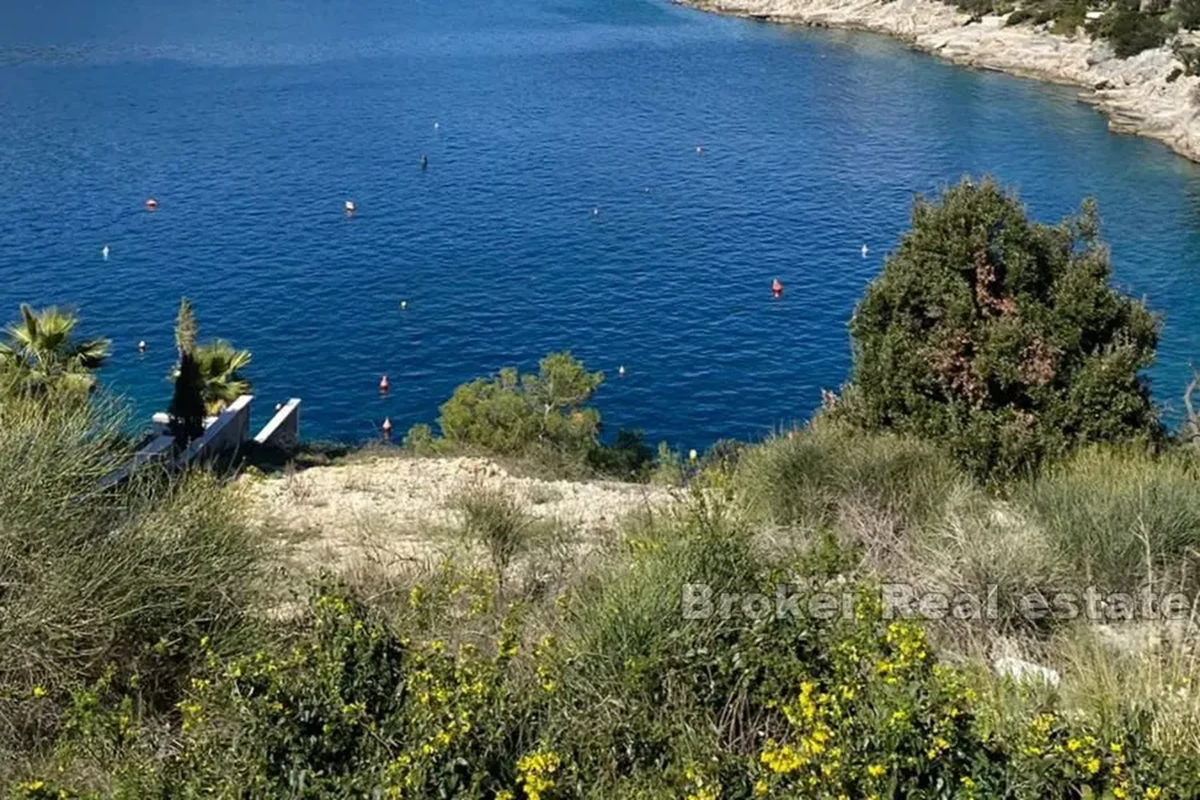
left=1084, top=757, right=1101, bottom=775
left=760, top=743, right=803, bottom=775
left=31, top=686, right=46, bottom=699
left=867, top=764, right=886, bottom=778
left=1145, top=788, right=1162, bottom=799
left=753, top=779, right=769, bottom=797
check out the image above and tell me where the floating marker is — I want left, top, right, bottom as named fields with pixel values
left=101, top=244, right=109, bottom=260
left=771, top=278, right=784, bottom=298
left=137, top=340, right=146, bottom=353
left=592, top=207, right=599, bottom=216
left=688, top=448, right=698, bottom=462
left=861, top=244, right=869, bottom=258
left=382, top=417, right=393, bottom=438
left=618, top=365, right=626, bottom=377
left=344, top=200, right=356, bottom=214
left=420, top=154, right=428, bottom=171
left=144, top=197, right=158, bottom=210
left=696, top=145, right=703, bottom=155
left=379, top=374, right=390, bottom=394
left=400, top=300, right=408, bottom=311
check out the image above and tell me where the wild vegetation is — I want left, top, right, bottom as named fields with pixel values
left=6, top=179, right=1200, bottom=797
left=983, top=0, right=1190, bottom=59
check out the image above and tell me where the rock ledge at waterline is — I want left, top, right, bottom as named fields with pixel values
left=679, top=0, right=1200, bottom=162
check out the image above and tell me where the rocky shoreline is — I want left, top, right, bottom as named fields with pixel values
left=678, top=0, right=1200, bottom=162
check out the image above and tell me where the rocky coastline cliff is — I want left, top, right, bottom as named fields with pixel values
left=679, top=0, right=1200, bottom=162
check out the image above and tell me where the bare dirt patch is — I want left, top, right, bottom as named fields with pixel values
left=245, top=455, right=673, bottom=577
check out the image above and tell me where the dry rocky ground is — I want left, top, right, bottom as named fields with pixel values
left=245, top=455, right=674, bottom=578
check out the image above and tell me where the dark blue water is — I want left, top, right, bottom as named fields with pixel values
left=3, top=0, right=1200, bottom=448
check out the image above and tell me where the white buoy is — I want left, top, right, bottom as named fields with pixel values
left=137, top=340, right=146, bottom=353
left=618, top=365, right=626, bottom=377
left=592, top=207, right=599, bottom=216
left=400, top=300, right=408, bottom=311
left=101, top=244, right=109, bottom=260
left=861, top=244, right=869, bottom=258
left=434, top=120, right=440, bottom=131
left=345, top=200, right=356, bottom=214
left=696, top=145, right=703, bottom=155
left=688, top=448, right=698, bottom=462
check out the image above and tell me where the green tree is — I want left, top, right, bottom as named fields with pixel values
left=437, top=351, right=604, bottom=459
left=168, top=298, right=206, bottom=443
left=0, top=304, right=109, bottom=399
left=168, top=301, right=252, bottom=429
left=835, top=178, right=1160, bottom=482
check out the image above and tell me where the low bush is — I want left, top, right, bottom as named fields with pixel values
left=408, top=352, right=656, bottom=480
left=17, top=512, right=1200, bottom=798
left=1005, top=7, right=1037, bottom=25
left=0, top=396, right=266, bottom=782
left=732, top=422, right=966, bottom=536
left=1017, top=446, right=1200, bottom=596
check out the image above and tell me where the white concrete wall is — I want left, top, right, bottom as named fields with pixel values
left=176, top=395, right=254, bottom=468
left=254, top=398, right=301, bottom=449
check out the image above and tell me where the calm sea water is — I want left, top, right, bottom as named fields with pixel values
left=3, top=0, right=1200, bottom=447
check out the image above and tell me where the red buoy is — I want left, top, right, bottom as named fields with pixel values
left=382, top=417, right=393, bottom=438
left=379, top=374, right=390, bottom=393
left=771, top=278, right=783, bottom=297
left=145, top=197, right=159, bottom=210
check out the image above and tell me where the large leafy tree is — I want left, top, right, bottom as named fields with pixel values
left=836, top=178, right=1160, bottom=482
left=0, top=304, right=109, bottom=398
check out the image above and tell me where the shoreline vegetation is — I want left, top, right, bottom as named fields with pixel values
left=8, top=179, right=1200, bottom=796
left=677, top=0, right=1200, bottom=164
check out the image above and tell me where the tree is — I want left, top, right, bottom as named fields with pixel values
left=835, top=178, right=1160, bottom=482
left=193, top=341, right=252, bottom=415
left=0, top=304, right=109, bottom=399
left=437, top=351, right=604, bottom=458
left=168, top=298, right=206, bottom=444
left=167, top=299, right=252, bottom=444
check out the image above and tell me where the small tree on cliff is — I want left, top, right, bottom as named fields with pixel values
left=834, top=178, right=1161, bottom=482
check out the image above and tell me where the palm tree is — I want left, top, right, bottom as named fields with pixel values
left=0, top=304, right=110, bottom=397
left=193, top=340, right=252, bottom=415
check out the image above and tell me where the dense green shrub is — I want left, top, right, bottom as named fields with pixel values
left=1089, top=1, right=1173, bottom=58
left=1176, top=0, right=1200, bottom=31
left=835, top=178, right=1161, bottom=483
left=412, top=351, right=655, bottom=479
left=437, top=351, right=603, bottom=460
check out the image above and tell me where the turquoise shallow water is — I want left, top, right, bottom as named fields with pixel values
left=2, top=0, right=1200, bottom=447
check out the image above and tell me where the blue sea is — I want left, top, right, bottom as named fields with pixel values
left=3, top=0, right=1200, bottom=448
